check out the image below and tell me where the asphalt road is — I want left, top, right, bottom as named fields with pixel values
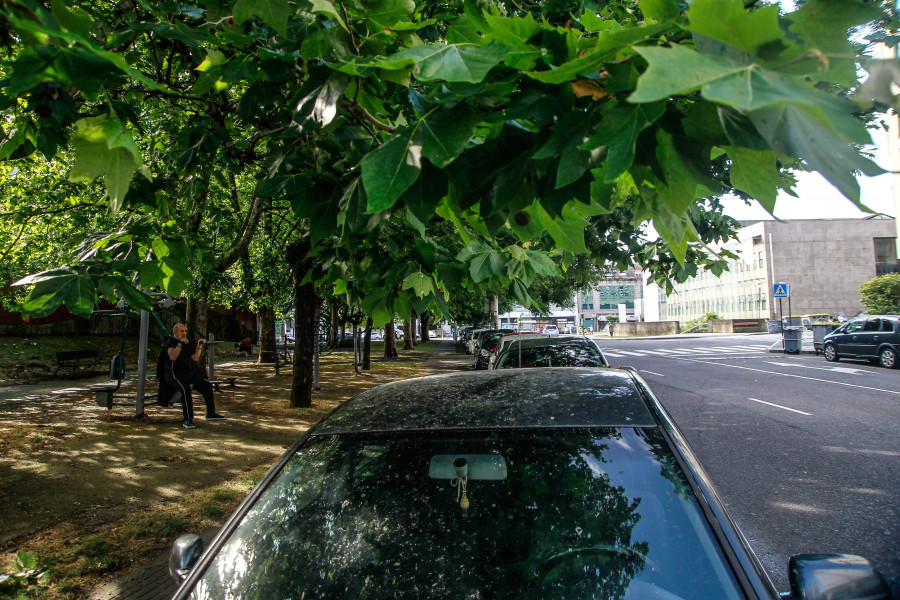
left=593, top=333, right=900, bottom=594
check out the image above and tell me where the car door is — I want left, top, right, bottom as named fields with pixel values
left=856, top=318, right=883, bottom=357
left=834, top=320, right=863, bottom=355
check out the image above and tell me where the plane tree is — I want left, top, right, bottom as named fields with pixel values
left=1, top=0, right=895, bottom=405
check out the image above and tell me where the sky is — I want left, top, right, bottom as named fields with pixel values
left=720, top=126, right=897, bottom=221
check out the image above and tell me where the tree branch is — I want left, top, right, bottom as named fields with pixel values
left=338, top=99, right=396, bottom=133
left=214, top=194, right=268, bottom=273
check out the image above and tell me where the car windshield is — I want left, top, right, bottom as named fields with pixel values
left=497, top=344, right=605, bottom=368
left=189, top=428, right=744, bottom=600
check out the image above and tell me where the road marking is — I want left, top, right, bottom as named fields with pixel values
left=641, top=370, right=666, bottom=377
left=747, top=397, right=812, bottom=416
left=615, top=350, right=649, bottom=356
left=766, top=361, right=868, bottom=375
left=681, top=359, right=900, bottom=396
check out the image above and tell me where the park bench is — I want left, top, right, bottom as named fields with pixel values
left=54, top=349, right=103, bottom=376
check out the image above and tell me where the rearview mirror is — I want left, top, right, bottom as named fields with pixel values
left=169, top=533, right=204, bottom=583
left=787, top=554, right=890, bottom=600
left=429, top=454, right=507, bottom=480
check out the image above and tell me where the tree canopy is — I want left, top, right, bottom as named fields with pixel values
left=1, top=0, right=895, bottom=324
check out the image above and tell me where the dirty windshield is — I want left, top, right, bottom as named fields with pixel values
left=496, top=343, right=605, bottom=368
left=190, top=428, right=744, bottom=600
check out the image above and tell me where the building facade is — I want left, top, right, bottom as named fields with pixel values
left=644, top=217, right=899, bottom=323
left=499, top=268, right=644, bottom=331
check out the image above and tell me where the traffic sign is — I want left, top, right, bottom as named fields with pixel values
left=773, top=283, right=790, bottom=298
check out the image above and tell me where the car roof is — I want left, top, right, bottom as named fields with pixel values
left=499, top=335, right=599, bottom=349
left=312, top=369, right=657, bottom=435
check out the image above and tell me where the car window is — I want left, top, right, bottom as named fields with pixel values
left=882, top=320, right=896, bottom=333
left=845, top=321, right=863, bottom=333
left=188, top=429, right=745, bottom=600
left=497, top=344, right=605, bottom=368
left=863, top=318, right=881, bottom=332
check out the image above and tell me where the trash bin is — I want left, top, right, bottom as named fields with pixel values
left=766, top=320, right=782, bottom=334
left=783, top=326, right=803, bottom=353
left=811, top=323, right=839, bottom=355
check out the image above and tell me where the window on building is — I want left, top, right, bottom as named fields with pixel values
left=874, top=238, right=900, bottom=275
left=581, top=289, right=594, bottom=310
left=597, top=285, right=634, bottom=309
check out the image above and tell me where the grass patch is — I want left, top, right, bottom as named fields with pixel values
left=201, top=504, right=223, bottom=518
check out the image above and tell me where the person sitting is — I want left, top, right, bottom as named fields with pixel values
left=164, top=323, right=225, bottom=428
left=238, top=338, right=253, bottom=356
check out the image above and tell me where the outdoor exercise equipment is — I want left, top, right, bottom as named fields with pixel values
left=89, top=293, right=231, bottom=418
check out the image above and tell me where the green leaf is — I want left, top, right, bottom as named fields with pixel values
left=586, top=101, right=666, bottom=182
left=534, top=203, right=589, bottom=253
left=641, top=0, right=678, bottom=22
left=378, top=43, right=513, bottom=83
left=402, top=272, right=435, bottom=298
left=468, top=249, right=508, bottom=283
left=524, top=248, right=559, bottom=277
left=783, top=0, right=885, bottom=87
left=483, top=12, right=542, bottom=45
left=359, top=0, right=415, bottom=29
left=654, top=130, right=702, bottom=216
left=310, top=0, right=349, bottom=31
left=418, top=103, right=482, bottom=167
left=21, top=269, right=95, bottom=318
left=726, top=146, right=781, bottom=214
left=630, top=44, right=743, bottom=103
left=68, top=116, right=141, bottom=215
left=362, top=124, right=423, bottom=212
left=685, top=0, right=785, bottom=56
left=233, top=0, right=291, bottom=37
left=748, top=105, right=884, bottom=204
left=50, top=0, right=93, bottom=38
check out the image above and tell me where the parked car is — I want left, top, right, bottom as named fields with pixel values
left=542, top=324, right=559, bottom=336
left=493, top=335, right=610, bottom=369
left=474, top=329, right=515, bottom=370
left=822, top=315, right=900, bottom=368
left=168, top=369, right=890, bottom=600
left=488, top=331, right=552, bottom=369
left=465, top=328, right=488, bottom=354
left=370, top=330, right=383, bottom=340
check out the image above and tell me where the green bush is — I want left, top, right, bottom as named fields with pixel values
left=683, top=312, right=721, bottom=332
left=0, top=551, right=50, bottom=598
left=860, top=273, right=900, bottom=314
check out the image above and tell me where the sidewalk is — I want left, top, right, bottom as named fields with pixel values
left=87, top=340, right=468, bottom=600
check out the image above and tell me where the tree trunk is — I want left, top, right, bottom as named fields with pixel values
left=421, top=312, right=430, bottom=343
left=186, top=296, right=210, bottom=377
left=384, top=319, right=398, bottom=358
left=363, top=317, right=373, bottom=370
left=403, top=314, right=414, bottom=350
left=286, top=239, right=316, bottom=409
left=258, top=305, right=277, bottom=363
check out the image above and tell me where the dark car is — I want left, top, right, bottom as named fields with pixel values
left=493, top=335, right=610, bottom=369
left=167, top=369, right=889, bottom=600
left=823, top=315, right=900, bottom=368
left=474, top=328, right=516, bottom=370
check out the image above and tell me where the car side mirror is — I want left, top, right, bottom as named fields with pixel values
left=169, top=533, right=204, bottom=583
left=787, top=554, right=890, bottom=600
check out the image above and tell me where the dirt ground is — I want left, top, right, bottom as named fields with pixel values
left=0, top=344, right=432, bottom=598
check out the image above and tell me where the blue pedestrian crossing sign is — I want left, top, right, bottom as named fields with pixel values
left=773, top=283, right=790, bottom=298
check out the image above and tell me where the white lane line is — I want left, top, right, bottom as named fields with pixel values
left=682, top=358, right=900, bottom=396
left=747, top=397, right=812, bottom=416
left=766, top=361, right=868, bottom=375
left=615, top=350, right=649, bottom=356
left=641, top=370, right=666, bottom=377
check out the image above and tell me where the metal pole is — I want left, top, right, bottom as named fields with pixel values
left=207, top=333, right=216, bottom=381
left=135, top=309, right=150, bottom=418
left=314, top=344, right=321, bottom=390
